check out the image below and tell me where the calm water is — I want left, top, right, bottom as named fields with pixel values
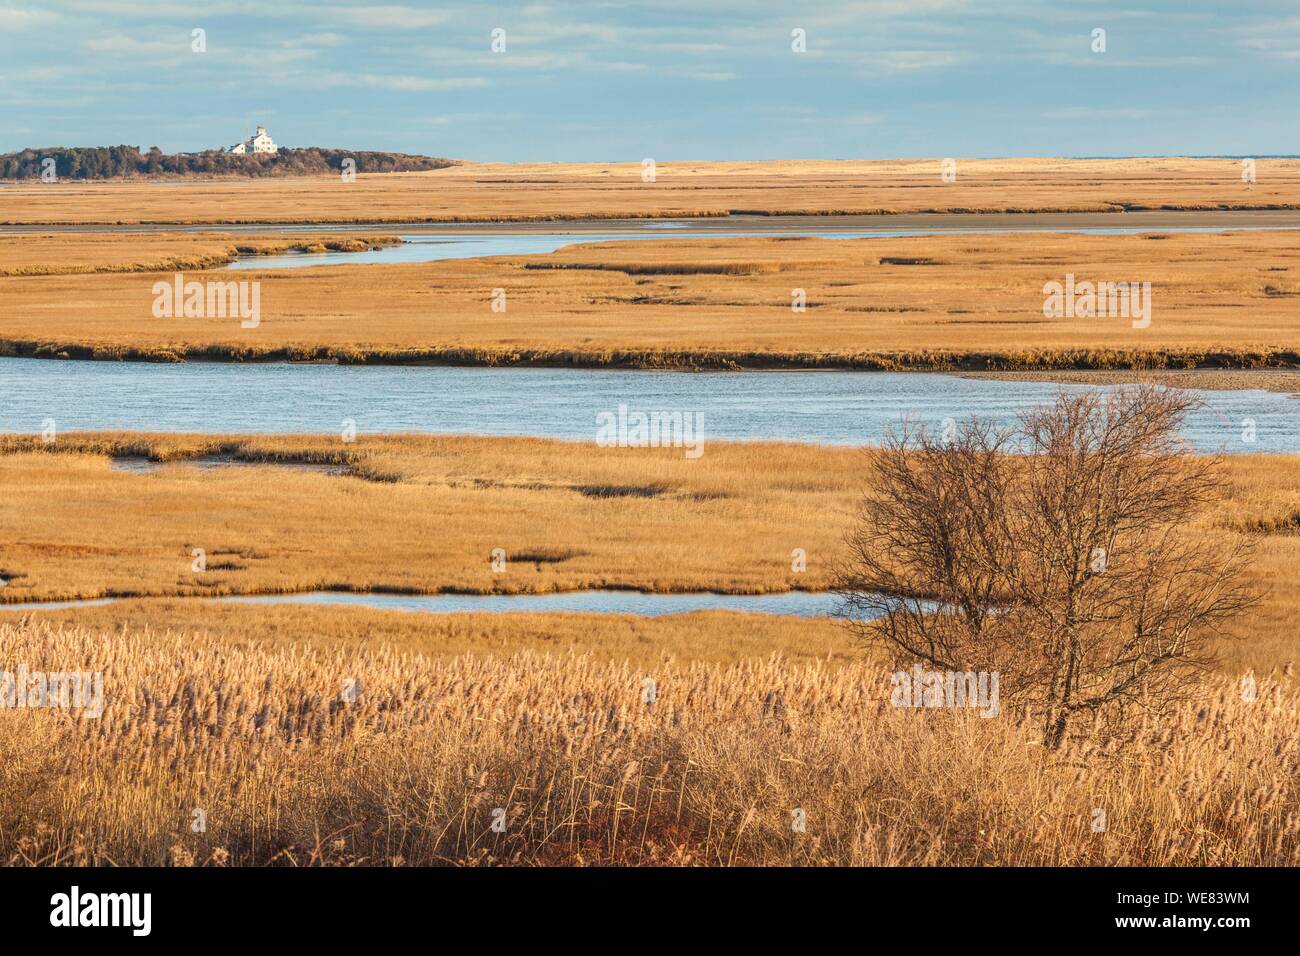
left=2, top=359, right=1295, bottom=451
left=0, top=589, right=842, bottom=618
left=226, top=226, right=1300, bottom=270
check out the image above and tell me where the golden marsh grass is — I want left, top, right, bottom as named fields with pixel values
left=1, top=620, right=1294, bottom=866
left=4, top=158, right=1300, bottom=225
left=3, top=231, right=1299, bottom=369
left=2, top=601, right=853, bottom=666
left=1, top=434, right=1298, bottom=676
left=0, top=234, right=400, bottom=277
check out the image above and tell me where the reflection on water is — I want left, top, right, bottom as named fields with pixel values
left=225, top=225, right=1300, bottom=270
left=219, top=589, right=841, bottom=616
left=0, top=598, right=116, bottom=611
left=1, top=589, right=843, bottom=618
left=2, top=359, right=1295, bottom=453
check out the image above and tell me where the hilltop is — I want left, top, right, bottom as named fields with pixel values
left=0, top=145, right=457, bottom=180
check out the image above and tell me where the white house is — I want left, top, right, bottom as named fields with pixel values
left=227, top=125, right=278, bottom=155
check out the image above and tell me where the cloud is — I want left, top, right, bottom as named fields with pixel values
left=332, top=74, right=489, bottom=92
left=519, top=21, right=623, bottom=44
left=7, top=0, right=1298, bottom=159
left=323, top=5, right=449, bottom=30
left=82, top=35, right=185, bottom=56
left=80, top=32, right=324, bottom=69
left=421, top=47, right=648, bottom=74
left=1236, top=16, right=1300, bottom=58
left=0, top=7, right=59, bottom=28
left=859, top=50, right=964, bottom=73
left=420, top=111, right=524, bottom=126
left=282, top=32, right=346, bottom=49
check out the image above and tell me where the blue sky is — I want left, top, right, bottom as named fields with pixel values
left=2, top=1, right=1298, bottom=160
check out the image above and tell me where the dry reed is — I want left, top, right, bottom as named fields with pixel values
left=1, top=620, right=1295, bottom=866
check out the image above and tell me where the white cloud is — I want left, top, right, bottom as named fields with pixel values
left=0, top=7, right=58, bottom=28
left=420, top=111, right=523, bottom=126
left=82, top=35, right=183, bottom=55
left=335, top=74, right=489, bottom=92
left=324, top=5, right=449, bottom=30
left=282, top=32, right=346, bottom=49
left=870, top=50, right=963, bottom=72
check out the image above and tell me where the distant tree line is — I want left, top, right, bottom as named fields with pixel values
left=0, top=145, right=457, bottom=179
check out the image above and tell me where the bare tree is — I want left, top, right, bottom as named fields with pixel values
left=834, top=387, right=1258, bottom=748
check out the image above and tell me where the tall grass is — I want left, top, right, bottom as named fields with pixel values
left=2, top=620, right=1295, bottom=866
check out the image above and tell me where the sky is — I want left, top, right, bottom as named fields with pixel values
left=2, top=1, right=1298, bottom=161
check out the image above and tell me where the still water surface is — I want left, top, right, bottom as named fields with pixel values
left=0, top=589, right=842, bottom=617
left=226, top=225, right=1300, bottom=270
left=1, top=359, right=1294, bottom=452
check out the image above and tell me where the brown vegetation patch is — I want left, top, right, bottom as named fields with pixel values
left=574, top=483, right=669, bottom=499
left=526, top=260, right=782, bottom=276
left=1234, top=510, right=1300, bottom=534
left=509, top=548, right=586, bottom=565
